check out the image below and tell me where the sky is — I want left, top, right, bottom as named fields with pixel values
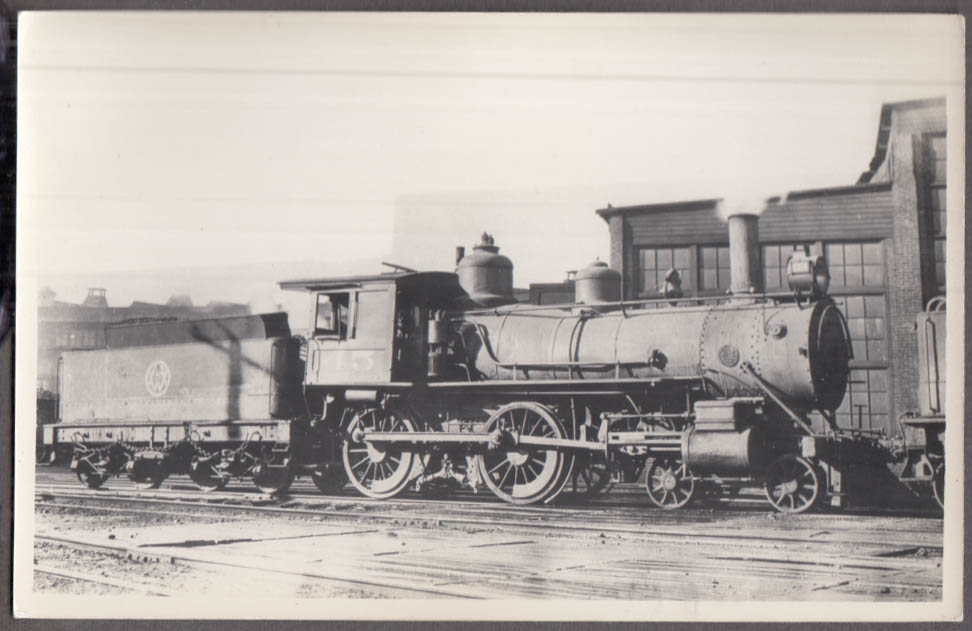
left=17, top=12, right=964, bottom=324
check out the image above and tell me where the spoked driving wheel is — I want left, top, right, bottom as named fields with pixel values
left=645, top=457, right=695, bottom=509
left=189, top=457, right=228, bottom=492
left=763, top=454, right=819, bottom=514
left=932, top=462, right=945, bottom=510
left=477, top=402, right=568, bottom=505
left=343, top=405, right=418, bottom=499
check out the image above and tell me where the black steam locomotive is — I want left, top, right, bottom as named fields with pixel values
left=44, top=214, right=890, bottom=514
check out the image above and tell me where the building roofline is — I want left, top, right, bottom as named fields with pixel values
left=595, top=182, right=892, bottom=221
left=858, top=96, right=945, bottom=184
left=596, top=198, right=721, bottom=222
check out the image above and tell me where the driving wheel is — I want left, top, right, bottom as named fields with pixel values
left=343, top=405, right=418, bottom=499
left=477, top=402, right=568, bottom=505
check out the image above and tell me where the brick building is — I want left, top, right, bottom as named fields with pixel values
left=593, top=97, right=946, bottom=437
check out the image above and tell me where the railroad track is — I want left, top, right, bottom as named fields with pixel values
left=35, top=487, right=944, bottom=560
left=33, top=475, right=944, bottom=600
left=34, top=465, right=941, bottom=519
left=33, top=563, right=176, bottom=597
left=34, top=533, right=480, bottom=599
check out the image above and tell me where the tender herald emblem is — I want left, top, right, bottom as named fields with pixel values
left=144, top=360, right=171, bottom=397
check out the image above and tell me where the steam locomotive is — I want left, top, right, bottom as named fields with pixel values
left=44, top=214, right=888, bottom=513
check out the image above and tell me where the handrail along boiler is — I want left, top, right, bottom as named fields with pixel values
left=44, top=214, right=871, bottom=513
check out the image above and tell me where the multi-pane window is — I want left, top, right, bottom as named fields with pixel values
left=826, top=242, right=884, bottom=288
left=762, top=244, right=811, bottom=290
left=699, top=246, right=731, bottom=292
left=934, top=239, right=946, bottom=289
left=637, top=247, right=692, bottom=296
left=835, top=368, right=890, bottom=432
left=926, top=134, right=946, bottom=292
left=834, top=294, right=887, bottom=362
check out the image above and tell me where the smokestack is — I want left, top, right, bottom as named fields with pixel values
left=727, top=213, right=762, bottom=296
left=455, top=246, right=465, bottom=266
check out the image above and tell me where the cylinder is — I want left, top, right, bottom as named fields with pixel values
left=682, top=427, right=769, bottom=475
left=727, top=213, right=762, bottom=296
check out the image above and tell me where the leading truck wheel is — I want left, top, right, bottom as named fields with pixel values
left=764, top=455, right=819, bottom=514
left=933, top=463, right=945, bottom=509
left=645, top=457, right=695, bottom=509
left=477, top=402, right=568, bottom=505
left=343, top=405, right=418, bottom=499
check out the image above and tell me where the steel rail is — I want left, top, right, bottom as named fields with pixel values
left=34, top=534, right=480, bottom=599
left=33, top=563, right=176, bottom=597
left=33, top=489, right=943, bottom=552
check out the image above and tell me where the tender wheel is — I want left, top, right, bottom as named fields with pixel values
left=764, top=455, right=819, bottom=514
left=189, top=457, right=228, bottom=492
left=129, top=459, right=166, bottom=490
left=311, top=463, right=348, bottom=495
left=76, top=470, right=108, bottom=489
left=343, top=405, right=418, bottom=499
left=645, top=457, right=695, bottom=509
left=252, top=461, right=295, bottom=496
left=932, top=462, right=945, bottom=509
left=477, top=402, right=568, bottom=505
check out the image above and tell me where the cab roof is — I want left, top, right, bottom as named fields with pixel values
left=279, top=270, right=463, bottom=296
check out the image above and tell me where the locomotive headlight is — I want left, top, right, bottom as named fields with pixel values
left=785, top=252, right=830, bottom=297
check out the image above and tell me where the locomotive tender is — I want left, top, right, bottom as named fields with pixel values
left=44, top=213, right=877, bottom=513
left=896, top=297, right=947, bottom=509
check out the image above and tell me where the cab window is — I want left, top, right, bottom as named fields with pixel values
left=315, top=293, right=350, bottom=338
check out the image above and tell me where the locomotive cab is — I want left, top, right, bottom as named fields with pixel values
left=280, top=271, right=467, bottom=392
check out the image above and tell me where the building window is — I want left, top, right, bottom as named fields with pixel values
left=699, top=246, right=730, bottom=292
left=927, top=133, right=946, bottom=188
left=637, top=247, right=692, bottom=296
left=825, top=242, right=884, bottom=288
left=930, top=185, right=947, bottom=236
left=835, top=368, right=889, bottom=432
left=925, top=133, right=946, bottom=293
left=762, top=244, right=811, bottom=290
left=834, top=294, right=887, bottom=362
left=934, top=238, right=946, bottom=289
